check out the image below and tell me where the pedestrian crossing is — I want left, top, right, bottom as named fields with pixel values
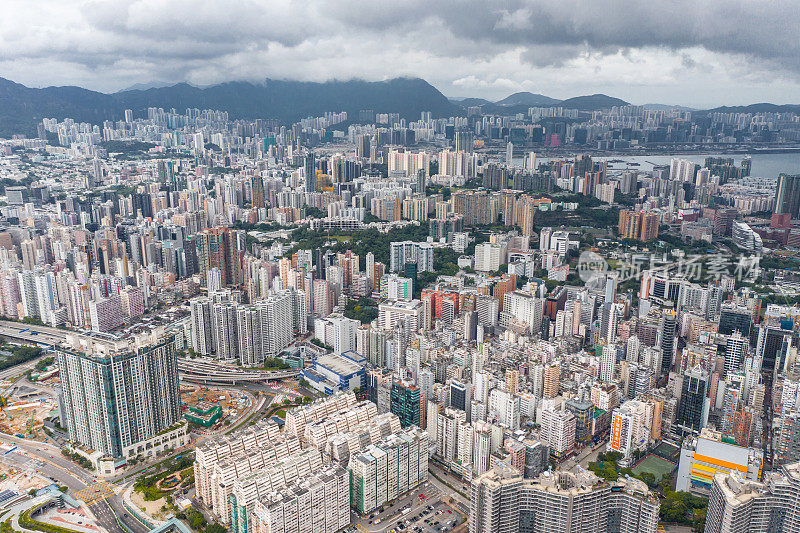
left=73, top=481, right=115, bottom=505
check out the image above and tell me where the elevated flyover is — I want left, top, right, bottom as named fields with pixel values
left=0, top=320, right=299, bottom=385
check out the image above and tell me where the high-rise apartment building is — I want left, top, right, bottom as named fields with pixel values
left=565, top=399, right=594, bottom=445
left=259, top=291, right=294, bottom=357
left=469, top=464, right=660, bottom=533
left=236, top=305, right=263, bottom=366
left=600, top=343, right=617, bottom=382
left=436, top=407, right=467, bottom=463
left=618, top=210, right=659, bottom=241
left=452, top=190, right=495, bottom=226
left=676, top=365, right=709, bottom=435
left=249, top=463, right=349, bottom=533
left=196, top=227, right=242, bottom=287
left=250, top=174, right=265, bottom=209
left=705, top=462, right=800, bottom=533
left=608, top=400, right=650, bottom=464
left=489, top=388, right=520, bottom=430
left=469, top=463, right=523, bottom=533
left=389, top=241, right=434, bottom=273
left=391, top=379, right=421, bottom=428
left=189, top=290, right=293, bottom=364
left=505, top=369, right=519, bottom=395
left=213, top=301, right=239, bottom=361
left=719, top=302, right=753, bottom=337
left=774, top=173, right=800, bottom=219
left=474, top=243, right=503, bottom=272
left=543, top=362, right=560, bottom=398
left=540, top=408, right=576, bottom=457
left=190, top=296, right=215, bottom=355
left=777, top=409, right=800, bottom=465
left=250, top=465, right=350, bottom=533
left=659, top=307, right=677, bottom=374
left=56, top=332, right=182, bottom=460
left=349, top=428, right=428, bottom=514
left=304, top=153, right=317, bottom=192
left=228, top=447, right=322, bottom=532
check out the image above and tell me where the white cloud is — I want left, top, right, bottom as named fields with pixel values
left=1, top=0, right=800, bottom=107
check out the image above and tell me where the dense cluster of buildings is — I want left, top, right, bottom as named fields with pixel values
left=194, top=393, right=428, bottom=532
left=469, top=463, right=660, bottom=533
left=5, top=92, right=800, bottom=533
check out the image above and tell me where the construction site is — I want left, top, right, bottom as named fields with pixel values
left=0, top=383, right=57, bottom=441
left=180, top=385, right=249, bottom=428
left=0, top=454, right=53, bottom=495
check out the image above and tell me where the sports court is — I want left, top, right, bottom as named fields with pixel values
left=631, top=454, right=677, bottom=481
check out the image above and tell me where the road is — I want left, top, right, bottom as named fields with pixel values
left=92, top=499, right=130, bottom=533
left=179, top=359, right=300, bottom=384
left=0, top=434, right=142, bottom=533
left=0, top=450, right=86, bottom=492
left=103, top=489, right=151, bottom=533
left=0, top=434, right=93, bottom=487
left=427, top=463, right=470, bottom=509
left=0, top=320, right=301, bottom=386
left=561, top=441, right=607, bottom=473
left=0, top=322, right=67, bottom=347
left=0, top=354, right=49, bottom=382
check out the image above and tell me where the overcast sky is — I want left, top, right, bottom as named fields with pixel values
left=2, top=0, right=800, bottom=108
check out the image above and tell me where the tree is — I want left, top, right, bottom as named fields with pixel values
left=692, top=507, right=707, bottom=532
left=35, top=357, right=54, bottom=371
left=638, top=472, right=657, bottom=488
left=310, top=338, right=333, bottom=351
left=604, top=451, right=624, bottom=462
left=660, top=498, right=689, bottom=523
left=343, top=297, right=379, bottom=324
left=305, top=207, right=326, bottom=219
left=601, top=466, right=619, bottom=481
left=188, top=510, right=207, bottom=530
left=205, top=524, right=226, bottom=533
left=490, top=264, right=508, bottom=277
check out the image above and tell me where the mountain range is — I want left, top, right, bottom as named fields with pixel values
left=698, top=103, right=800, bottom=114
left=1, top=75, right=799, bottom=138
left=0, top=77, right=460, bottom=137
left=449, top=92, right=628, bottom=116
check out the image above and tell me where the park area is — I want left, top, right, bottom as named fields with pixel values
left=589, top=449, right=706, bottom=530
left=653, top=440, right=681, bottom=461
left=588, top=450, right=678, bottom=489
left=631, top=454, right=678, bottom=482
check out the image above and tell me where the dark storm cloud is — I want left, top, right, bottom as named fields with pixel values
left=1, top=0, right=800, bottom=105
left=332, top=0, right=800, bottom=72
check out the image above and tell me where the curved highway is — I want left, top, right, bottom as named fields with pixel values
left=0, top=320, right=300, bottom=384
left=178, top=359, right=299, bottom=383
